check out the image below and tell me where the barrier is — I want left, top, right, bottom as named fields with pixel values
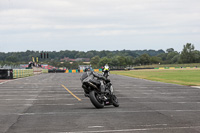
left=72, top=70, right=76, bottom=73
left=155, top=67, right=199, bottom=70
left=63, top=69, right=102, bottom=73
left=94, top=69, right=99, bottom=72
left=42, top=69, right=48, bottom=73
left=13, top=69, right=34, bottom=78
left=13, top=69, right=48, bottom=78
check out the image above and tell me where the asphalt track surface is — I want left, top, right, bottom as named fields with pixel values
left=1, top=73, right=200, bottom=133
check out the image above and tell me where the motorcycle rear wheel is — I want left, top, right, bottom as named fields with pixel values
left=89, top=90, right=104, bottom=109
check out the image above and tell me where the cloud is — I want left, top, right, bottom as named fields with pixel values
left=0, top=0, right=200, bottom=52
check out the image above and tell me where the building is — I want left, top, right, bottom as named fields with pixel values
left=61, top=57, right=90, bottom=62
left=75, top=58, right=90, bottom=62
left=60, top=57, right=75, bottom=62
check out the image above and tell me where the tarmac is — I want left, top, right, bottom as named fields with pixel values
left=1, top=73, right=200, bottom=133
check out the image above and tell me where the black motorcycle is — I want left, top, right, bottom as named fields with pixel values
left=81, top=71, right=119, bottom=109
left=103, top=69, right=109, bottom=78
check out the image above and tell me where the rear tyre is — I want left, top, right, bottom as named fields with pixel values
left=89, top=91, right=104, bottom=109
left=111, top=95, right=119, bottom=107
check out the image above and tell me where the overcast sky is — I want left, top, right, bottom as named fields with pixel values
left=0, top=0, right=200, bottom=53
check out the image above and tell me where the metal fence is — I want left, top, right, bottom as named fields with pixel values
left=0, top=65, right=22, bottom=69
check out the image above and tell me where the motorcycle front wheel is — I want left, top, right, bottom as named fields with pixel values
left=111, top=95, right=119, bottom=107
left=89, top=90, right=104, bottom=109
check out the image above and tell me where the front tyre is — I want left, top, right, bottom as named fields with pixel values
left=111, top=95, right=119, bottom=107
left=89, top=91, right=104, bottom=109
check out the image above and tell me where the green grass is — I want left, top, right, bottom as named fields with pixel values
left=134, top=63, right=200, bottom=68
left=111, top=69, right=200, bottom=86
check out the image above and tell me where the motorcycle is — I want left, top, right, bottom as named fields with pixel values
left=80, top=71, right=119, bottom=109
left=103, top=69, right=109, bottom=78
left=102, top=65, right=110, bottom=78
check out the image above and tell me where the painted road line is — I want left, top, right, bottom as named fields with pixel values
left=0, top=98, right=86, bottom=100
left=0, top=79, right=15, bottom=84
left=2, top=109, right=200, bottom=116
left=191, top=86, right=200, bottom=89
left=61, top=84, right=81, bottom=101
left=88, top=126, right=104, bottom=128
left=0, top=104, right=75, bottom=106
left=59, top=125, right=200, bottom=133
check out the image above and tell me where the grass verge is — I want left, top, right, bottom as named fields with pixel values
left=111, top=69, right=200, bottom=86
left=134, top=63, right=200, bottom=68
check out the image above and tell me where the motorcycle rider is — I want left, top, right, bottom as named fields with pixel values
left=102, top=64, right=110, bottom=78
left=84, top=67, right=109, bottom=94
left=102, top=64, right=109, bottom=72
left=81, top=65, right=119, bottom=108
left=84, top=65, right=93, bottom=72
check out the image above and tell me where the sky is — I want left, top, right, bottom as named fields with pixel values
left=0, top=0, right=200, bottom=53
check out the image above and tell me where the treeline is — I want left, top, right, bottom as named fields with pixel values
left=0, top=49, right=164, bottom=62
left=0, top=48, right=164, bottom=65
left=0, top=43, right=200, bottom=69
left=90, top=43, right=200, bottom=68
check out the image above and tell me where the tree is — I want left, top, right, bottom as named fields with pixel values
left=90, top=56, right=100, bottom=68
left=166, top=48, right=174, bottom=53
left=75, top=52, right=85, bottom=58
left=5, top=56, right=18, bottom=62
left=85, top=52, right=94, bottom=58
left=110, top=56, right=119, bottom=67
left=62, top=61, right=71, bottom=69
left=193, top=50, right=200, bottom=63
left=180, top=43, right=195, bottom=63
left=150, top=56, right=162, bottom=64
left=166, top=51, right=179, bottom=64
left=133, top=57, right=141, bottom=65
left=71, top=62, right=78, bottom=69
left=99, top=57, right=111, bottom=67
left=125, top=56, right=134, bottom=66
left=117, top=56, right=126, bottom=67
left=171, top=54, right=180, bottom=64
left=139, top=54, right=150, bottom=65
left=157, top=53, right=167, bottom=62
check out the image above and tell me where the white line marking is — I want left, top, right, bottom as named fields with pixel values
left=59, top=125, right=200, bottom=133
left=0, top=94, right=83, bottom=98
left=191, top=86, right=200, bottom=89
left=2, top=110, right=200, bottom=116
left=0, top=104, right=33, bottom=106
left=135, top=124, right=168, bottom=127
left=0, top=104, right=74, bottom=106
left=118, top=102, right=200, bottom=104
left=88, top=126, right=104, bottom=128
left=2, top=96, right=200, bottom=101
left=0, top=98, right=87, bottom=100
left=1, top=99, right=38, bottom=101
left=0, top=78, right=19, bottom=84
left=0, top=80, right=10, bottom=84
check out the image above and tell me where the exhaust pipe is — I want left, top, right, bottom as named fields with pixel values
left=88, top=82, right=98, bottom=90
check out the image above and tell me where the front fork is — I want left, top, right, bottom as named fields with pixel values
left=100, top=80, right=105, bottom=93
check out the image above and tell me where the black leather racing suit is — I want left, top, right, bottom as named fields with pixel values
left=92, top=72, right=109, bottom=93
